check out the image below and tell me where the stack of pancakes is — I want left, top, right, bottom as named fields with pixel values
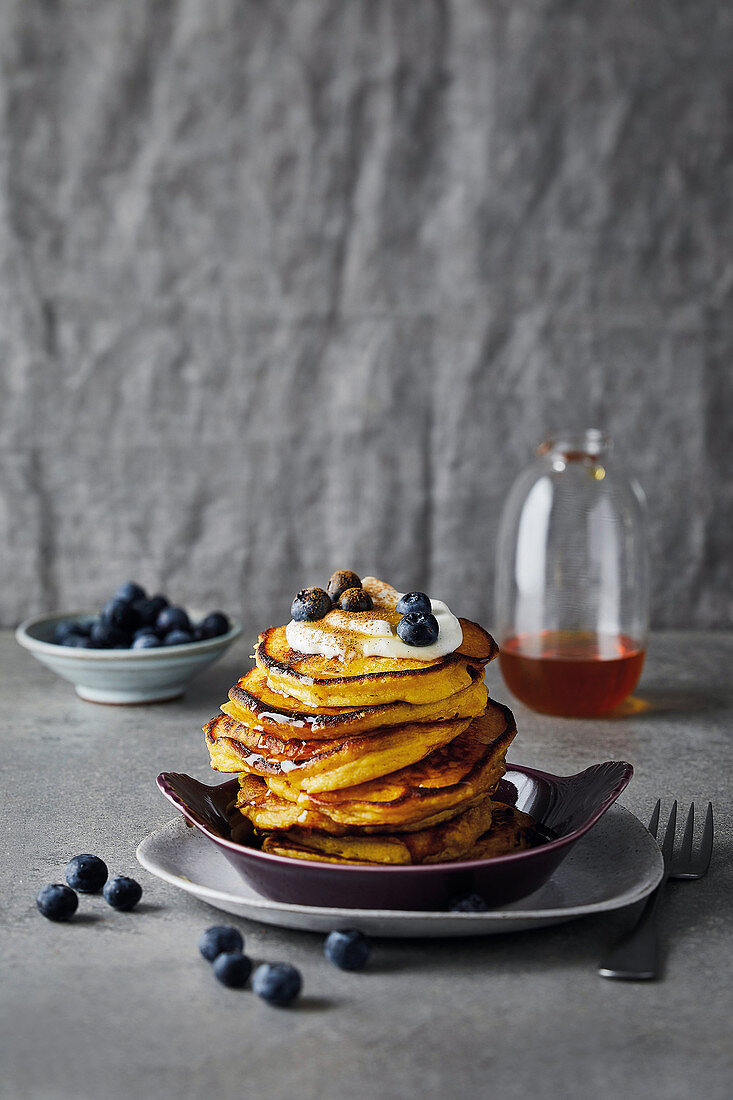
left=203, top=580, right=533, bottom=864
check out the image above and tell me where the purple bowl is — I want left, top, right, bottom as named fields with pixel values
left=156, top=760, right=633, bottom=911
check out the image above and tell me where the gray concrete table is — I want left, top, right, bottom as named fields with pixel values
left=2, top=630, right=731, bottom=1100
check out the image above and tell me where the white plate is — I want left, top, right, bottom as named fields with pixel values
left=137, top=804, right=662, bottom=937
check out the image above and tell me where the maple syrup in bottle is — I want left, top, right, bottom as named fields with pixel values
left=495, top=431, right=648, bottom=717
left=499, top=631, right=646, bottom=717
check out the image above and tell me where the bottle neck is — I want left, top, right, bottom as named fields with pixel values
left=537, top=429, right=612, bottom=462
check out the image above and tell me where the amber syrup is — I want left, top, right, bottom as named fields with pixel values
left=499, top=631, right=645, bottom=717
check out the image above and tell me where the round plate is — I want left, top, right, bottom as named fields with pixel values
left=136, top=804, right=662, bottom=937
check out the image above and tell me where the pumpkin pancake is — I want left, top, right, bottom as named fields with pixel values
left=205, top=711, right=474, bottom=792
left=463, top=804, right=536, bottom=858
left=223, top=664, right=488, bottom=739
left=257, top=803, right=536, bottom=864
left=232, top=773, right=478, bottom=835
left=257, top=796, right=494, bottom=865
left=256, top=626, right=485, bottom=707
left=264, top=703, right=516, bottom=829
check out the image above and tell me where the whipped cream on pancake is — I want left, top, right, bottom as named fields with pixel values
left=285, top=577, right=463, bottom=662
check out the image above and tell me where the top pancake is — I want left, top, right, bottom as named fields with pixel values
left=256, top=617, right=497, bottom=707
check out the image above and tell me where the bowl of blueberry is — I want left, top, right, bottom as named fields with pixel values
left=15, top=582, right=242, bottom=704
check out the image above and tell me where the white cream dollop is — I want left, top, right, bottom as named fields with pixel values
left=284, top=577, right=463, bottom=662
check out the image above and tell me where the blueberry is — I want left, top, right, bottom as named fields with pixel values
left=199, top=925, right=244, bottom=962
left=338, top=587, right=373, bottom=613
left=448, top=891, right=489, bottom=913
left=163, top=629, right=193, bottom=646
left=133, top=595, right=168, bottom=627
left=101, top=598, right=140, bottom=634
left=324, top=929, right=372, bottom=971
left=213, top=951, right=252, bottom=988
left=327, top=570, right=362, bottom=604
left=36, top=884, right=78, bottom=922
left=252, top=962, right=302, bottom=1007
left=195, top=611, right=230, bottom=639
left=103, top=876, right=142, bottom=911
left=397, top=611, right=439, bottom=647
left=65, top=854, right=108, bottom=893
left=155, top=606, right=191, bottom=635
left=290, top=587, right=331, bottom=622
left=90, top=619, right=130, bottom=648
left=396, top=591, right=432, bottom=616
left=53, top=620, right=86, bottom=644
left=131, top=633, right=162, bottom=649
left=65, top=635, right=95, bottom=648
left=132, top=625, right=157, bottom=640
left=113, top=581, right=146, bottom=605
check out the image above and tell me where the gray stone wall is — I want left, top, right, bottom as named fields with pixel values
left=1, top=0, right=731, bottom=629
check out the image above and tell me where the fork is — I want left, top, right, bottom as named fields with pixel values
left=598, top=799, right=714, bottom=981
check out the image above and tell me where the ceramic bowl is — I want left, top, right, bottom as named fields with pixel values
left=16, top=609, right=242, bottom=704
left=157, top=760, right=633, bottom=910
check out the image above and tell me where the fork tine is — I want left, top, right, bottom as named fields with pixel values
left=648, top=799, right=661, bottom=838
left=660, top=801, right=678, bottom=864
left=679, top=802, right=695, bottom=865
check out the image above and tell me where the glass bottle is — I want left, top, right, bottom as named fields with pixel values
left=494, top=430, right=649, bottom=717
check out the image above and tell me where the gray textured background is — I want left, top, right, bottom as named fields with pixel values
left=1, top=0, right=731, bottom=630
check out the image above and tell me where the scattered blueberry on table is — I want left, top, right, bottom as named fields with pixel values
left=252, top=962, right=303, bottom=1007
left=102, top=876, right=143, bottom=911
left=52, top=582, right=230, bottom=650
left=65, top=854, right=108, bottom=893
left=213, top=952, right=252, bottom=988
left=198, top=925, right=244, bottom=962
left=324, top=929, right=372, bottom=971
left=36, top=884, right=79, bottom=922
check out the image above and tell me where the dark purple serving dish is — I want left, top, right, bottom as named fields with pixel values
left=156, top=760, right=633, bottom=911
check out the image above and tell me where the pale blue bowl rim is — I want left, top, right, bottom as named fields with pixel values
left=15, top=608, right=243, bottom=661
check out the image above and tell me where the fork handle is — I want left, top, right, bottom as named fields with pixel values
left=598, top=877, right=667, bottom=980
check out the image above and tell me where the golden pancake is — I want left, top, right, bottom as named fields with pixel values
left=232, top=772, right=478, bottom=835
left=464, top=804, right=536, bottom=858
left=265, top=704, right=516, bottom=829
left=205, top=711, right=473, bottom=791
left=223, top=664, right=488, bottom=739
left=256, top=626, right=484, bottom=707
left=258, top=796, right=494, bottom=865
left=258, top=804, right=536, bottom=864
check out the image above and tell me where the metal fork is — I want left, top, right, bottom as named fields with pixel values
left=598, top=799, right=714, bottom=980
